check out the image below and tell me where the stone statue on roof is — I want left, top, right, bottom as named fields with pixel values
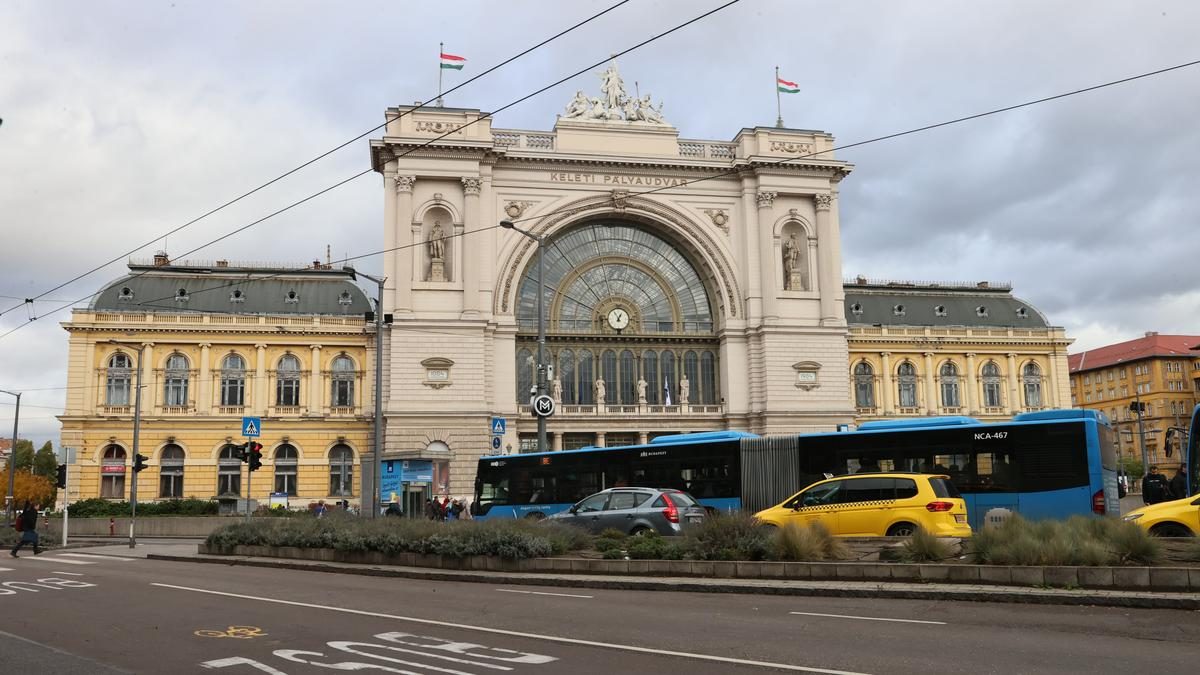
left=559, top=60, right=670, bottom=126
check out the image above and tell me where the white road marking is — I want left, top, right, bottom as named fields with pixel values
left=58, top=552, right=136, bottom=562
left=789, top=611, right=947, bottom=625
left=152, top=583, right=871, bottom=674
left=495, top=588, right=593, bottom=599
left=22, top=557, right=93, bottom=565
left=52, top=571, right=85, bottom=576
left=328, top=640, right=513, bottom=671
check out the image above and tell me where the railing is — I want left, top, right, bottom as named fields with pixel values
left=940, top=407, right=964, bottom=415
left=330, top=406, right=356, bottom=416
left=493, top=130, right=556, bottom=151
left=101, top=405, right=132, bottom=415
left=162, top=405, right=192, bottom=414
left=77, top=311, right=366, bottom=328
left=272, top=406, right=302, bottom=416
left=519, top=403, right=724, bottom=416
left=678, top=140, right=737, bottom=160
left=856, top=406, right=878, bottom=416
left=983, top=406, right=1006, bottom=415
left=516, top=318, right=715, bottom=335
left=897, top=407, right=921, bottom=415
left=217, top=405, right=245, bottom=415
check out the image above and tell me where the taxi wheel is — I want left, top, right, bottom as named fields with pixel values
left=1150, top=523, right=1193, bottom=537
left=886, top=522, right=917, bottom=537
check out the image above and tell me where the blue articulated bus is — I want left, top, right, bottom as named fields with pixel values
left=472, top=409, right=1120, bottom=531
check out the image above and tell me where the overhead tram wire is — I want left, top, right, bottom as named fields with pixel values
left=0, top=0, right=636, bottom=320
left=0, top=0, right=744, bottom=342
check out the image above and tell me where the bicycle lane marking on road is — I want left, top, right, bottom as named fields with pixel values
left=154, top=582, right=871, bottom=675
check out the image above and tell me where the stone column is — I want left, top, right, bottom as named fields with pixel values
left=393, top=176, right=415, bottom=314
left=198, top=343, right=212, bottom=414
left=479, top=168, right=496, bottom=315
left=462, top=177, right=482, bottom=316
left=1006, top=353, right=1020, bottom=414
left=923, top=352, right=937, bottom=415
left=254, top=344, right=268, bottom=413
left=382, top=168, right=397, bottom=312
left=83, top=340, right=97, bottom=414
left=309, top=345, right=323, bottom=415
left=748, top=189, right=774, bottom=321
left=1046, top=355, right=1061, bottom=408
left=595, top=431, right=606, bottom=448
left=880, top=352, right=893, bottom=415
left=141, top=342, right=156, bottom=415
left=965, top=352, right=978, bottom=414
left=814, top=194, right=840, bottom=324
left=737, top=177, right=760, bottom=320
left=552, top=432, right=563, bottom=452
left=637, top=431, right=649, bottom=446
left=756, top=191, right=778, bottom=320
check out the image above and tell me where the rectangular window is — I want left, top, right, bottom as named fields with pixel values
left=101, top=474, right=125, bottom=499
left=165, top=378, right=188, bottom=407
left=332, top=379, right=354, bottom=407
left=220, top=377, right=244, bottom=407
left=277, top=378, right=300, bottom=406
left=218, top=471, right=241, bottom=496
left=159, top=469, right=183, bottom=498
left=274, top=471, right=297, bottom=497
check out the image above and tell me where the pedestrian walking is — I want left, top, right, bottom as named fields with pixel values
left=1169, top=463, right=1188, bottom=500
left=314, top=500, right=328, bottom=518
left=10, top=501, right=43, bottom=558
left=1142, top=465, right=1171, bottom=505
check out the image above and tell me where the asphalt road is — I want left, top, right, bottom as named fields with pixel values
left=1, top=543, right=1199, bottom=674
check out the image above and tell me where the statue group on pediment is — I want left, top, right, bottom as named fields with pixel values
left=562, top=62, right=669, bottom=125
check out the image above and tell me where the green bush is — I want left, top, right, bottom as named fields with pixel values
left=685, top=512, right=772, bottom=561
left=969, top=515, right=1161, bottom=566
left=64, top=498, right=218, bottom=517
left=899, top=527, right=955, bottom=563
left=772, top=521, right=847, bottom=561
left=204, top=515, right=590, bottom=560
left=626, top=531, right=667, bottom=559
left=597, top=528, right=626, bottom=540
left=593, top=537, right=622, bottom=552
left=601, top=547, right=626, bottom=560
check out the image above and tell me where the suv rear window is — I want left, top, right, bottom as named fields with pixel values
left=930, top=478, right=961, bottom=499
left=658, top=491, right=698, bottom=507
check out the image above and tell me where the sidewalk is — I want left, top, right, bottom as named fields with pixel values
left=148, top=549, right=1200, bottom=611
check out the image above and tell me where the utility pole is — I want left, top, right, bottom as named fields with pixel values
left=499, top=220, right=548, bottom=453
left=109, top=341, right=145, bottom=549
left=343, top=266, right=388, bottom=518
left=1, top=389, right=20, bottom=528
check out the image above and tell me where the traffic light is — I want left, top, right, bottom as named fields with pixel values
left=55, top=464, right=67, bottom=489
left=248, top=441, right=263, bottom=472
left=132, top=454, right=149, bottom=473
left=233, top=442, right=248, bottom=462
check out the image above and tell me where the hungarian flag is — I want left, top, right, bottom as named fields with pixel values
left=440, top=52, right=466, bottom=70
left=777, top=77, right=800, bottom=94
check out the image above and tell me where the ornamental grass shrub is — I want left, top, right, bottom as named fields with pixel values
left=684, top=511, right=773, bottom=561
left=205, top=513, right=590, bottom=560
left=771, top=521, right=848, bottom=561
left=969, top=514, right=1160, bottom=566
left=899, top=527, right=956, bottom=563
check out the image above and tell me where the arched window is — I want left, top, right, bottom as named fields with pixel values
left=106, top=353, right=132, bottom=406
left=1023, top=362, right=1043, bottom=409
left=940, top=362, right=961, bottom=408
left=701, top=351, right=718, bottom=405
left=159, top=444, right=185, bottom=498
left=854, top=362, right=875, bottom=408
left=601, top=350, right=617, bottom=402
left=217, top=445, right=243, bottom=496
left=897, top=362, right=918, bottom=408
left=558, top=349, right=575, bottom=405
left=331, top=355, right=355, bottom=408
left=620, top=349, right=637, bottom=404
left=330, top=445, right=354, bottom=497
left=684, top=351, right=700, bottom=404
left=276, top=354, right=301, bottom=407
left=662, top=351, right=677, bottom=405
left=220, top=354, right=246, bottom=407
left=274, top=444, right=299, bottom=496
left=643, top=351, right=660, bottom=404
left=982, top=362, right=1003, bottom=408
left=164, top=353, right=190, bottom=407
left=516, top=349, right=533, bottom=404
left=577, top=350, right=594, bottom=405
left=101, top=445, right=126, bottom=499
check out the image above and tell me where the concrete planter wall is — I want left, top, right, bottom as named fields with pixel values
left=49, top=516, right=232, bottom=537
left=200, top=544, right=1200, bottom=592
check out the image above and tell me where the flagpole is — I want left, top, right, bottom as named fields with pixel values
left=437, top=42, right=444, bottom=107
left=775, top=65, right=784, bottom=128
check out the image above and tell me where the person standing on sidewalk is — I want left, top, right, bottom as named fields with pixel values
left=1169, top=464, right=1188, bottom=500
left=1142, top=465, right=1171, bottom=505
left=10, top=501, right=42, bottom=557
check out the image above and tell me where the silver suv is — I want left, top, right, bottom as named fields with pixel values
left=548, top=488, right=706, bottom=536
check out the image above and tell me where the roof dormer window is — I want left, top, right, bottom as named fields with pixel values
left=284, top=290, right=299, bottom=304
left=230, top=289, right=246, bottom=304
left=118, top=287, right=134, bottom=302
left=976, top=305, right=988, bottom=318
left=850, top=302, right=863, bottom=316
left=338, top=291, right=353, bottom=306
left=892, top=304, right=906, bottom=317
left=1015, top=307, right=1028, bottom=319
left=175, top=288, right=190, bottom=303
left=933, top=305, right=947, bottom=317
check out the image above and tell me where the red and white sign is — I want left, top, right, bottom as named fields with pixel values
left=101, top=464, right=126, bottom=474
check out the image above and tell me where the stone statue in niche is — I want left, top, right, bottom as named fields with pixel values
left=783, top=232, right=804, bottom=291
left=637, top=377, right=648, bottom=404
left=679, top=373, right=690, bottom=405
left=427, top=220, right=447, bottom=282
left=594, top=378, right=606, bottom=405
left=551, top=376, right=563, bottom=404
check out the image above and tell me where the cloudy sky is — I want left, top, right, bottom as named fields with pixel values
left=2, top=0, right=1198, bottom=444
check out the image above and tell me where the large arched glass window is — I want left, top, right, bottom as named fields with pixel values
left=684, top=351, right=700, bottom=404
left=217, top=445, right=242, bottom=496
left=276, top=354, right=301, bottom=406
left=662, top=351, right=677, bottom=405
left=701, top=351, right=718, bottom=405
left=577, top=350, right=594, bottom=405
left=558, top=349, right=575, bottom=405
left=159, top=444, right=185, bottom=498
left=164, top=353, right=190, bottom=407
left=274, top=444, right=299, bottom=496
left=106, top=352, right=132, bottom=406
left=940, top=362, right=961, bottom=408
left=220, top=354, right=246, bottom=407
left=331, top=355, right=355, bottom=407
left=601, top=350, right=617, bottom=402
left=517, top=349, right=533, bottom=403
left=330, top=445, right=354, bottom=496
left=620, top=349, right=637, bottom=404
left=101, top=445, right=126, bottom=499
left=1023, top=363, right=1043, bottom=408
left=854, top=362, right=875, bottom=408
left=982, top=362, right=1003, bottom=408
left=643, top=351, right=659, bottom=404
left=897, top=362, right=918, bottom=408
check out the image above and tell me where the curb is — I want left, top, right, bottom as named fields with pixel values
left=146, top=554, right=1200, bottom=610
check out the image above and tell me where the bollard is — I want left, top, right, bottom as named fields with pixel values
left=109, top=517, right=115, bottom=536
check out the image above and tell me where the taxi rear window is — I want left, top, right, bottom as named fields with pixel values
left=930, top=478, right=961, bottom=499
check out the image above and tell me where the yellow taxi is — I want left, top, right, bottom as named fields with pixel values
left=754, top=473, right=972, bottom=537
left=1122, top=495, right=1199, bottom=537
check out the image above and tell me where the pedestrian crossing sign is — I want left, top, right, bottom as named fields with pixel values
left=242, top=416, right=262, bottom=437
left=490, top=417, right=506, bottom=436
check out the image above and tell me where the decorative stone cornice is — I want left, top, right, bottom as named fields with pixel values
left=393, top=175, right=415, bottom=193
left=755, top=191, right=777, bottom=209
left=814, top=193, right=833, bottom=210
left=461, top=177, right=482, bottom=195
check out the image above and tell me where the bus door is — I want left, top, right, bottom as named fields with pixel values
left=954, top=450, right=1017, bottom=531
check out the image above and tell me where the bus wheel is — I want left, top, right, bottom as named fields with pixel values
left=1150, top=523, right=1193, bottom=537
left=886, top=522, right=917, bottom=537
left=524, top=512, right=546, bottom=521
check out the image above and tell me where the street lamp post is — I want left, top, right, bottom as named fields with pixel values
left=343, top=266, right=386, bottom=518
left=108, top=341, right=144, bottom=548
left=1, top=388, right=20, bottom=527
left=499, top=219, right=548, bottom=453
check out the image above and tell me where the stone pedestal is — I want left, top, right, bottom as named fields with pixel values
left=430, top=259, right=445, bottom=282
left=788, top=270, right=805, bottom=291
